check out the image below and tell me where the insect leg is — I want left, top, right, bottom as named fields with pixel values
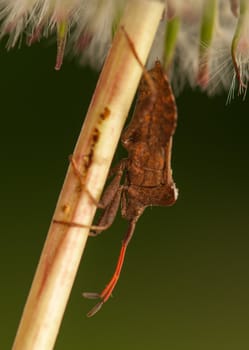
left=69, top=155, right=103, bottom=208
left=97, top=159, right=126, bottom=208
left=89, top=185, right=123, bottom=236
left=53, top=160, right=126, bottom=233
left=83, top=220, right=137, bottom=317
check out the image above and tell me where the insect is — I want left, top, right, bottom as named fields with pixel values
left=82, top=32, right=178, bottom=317
left=54, top=28, right=178, bottom=317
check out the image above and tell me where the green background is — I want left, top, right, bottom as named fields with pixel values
left=0, top=40, right=248, bottom=349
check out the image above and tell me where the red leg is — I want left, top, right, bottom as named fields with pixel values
left=83, top=220, right=136, bottom=317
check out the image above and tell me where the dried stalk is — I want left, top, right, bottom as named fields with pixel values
left=12, top=1, right=164, bottom=349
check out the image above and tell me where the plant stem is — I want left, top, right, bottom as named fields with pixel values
left=163, top=16, right=180, bottom=71
left=197, top=0, right=217, bottom=88
left=12, top=1, right=164, bottom=349
left=231, top=0, right=249, bottom=90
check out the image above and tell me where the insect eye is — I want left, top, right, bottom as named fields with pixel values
left=127, top=132, right=139, bottom=143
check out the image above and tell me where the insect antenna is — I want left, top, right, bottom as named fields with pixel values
left=121, top=26, right=157, bottom=102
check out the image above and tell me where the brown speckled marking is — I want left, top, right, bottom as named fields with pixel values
left=83, top=107, right=110, bottom=173
left=92, top=127, right=100, bottom=144
left=61, top=204, right=71, bottom=215
left=99, top=106, right=111, bottom=121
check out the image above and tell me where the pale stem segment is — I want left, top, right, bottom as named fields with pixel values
left=231, top=0, right=249, bottom=91
left=12, top=1, right=165, bottom=350
left=163, top=16, right=180, bottom=72
left=197, top=0, right=217, bottom=88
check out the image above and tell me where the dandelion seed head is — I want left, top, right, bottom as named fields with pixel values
left=0, top=0, right=249, bottom=98
left=71, top=0, right=126, bottom=68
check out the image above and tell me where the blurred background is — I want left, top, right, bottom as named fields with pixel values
left=0, top=39, right=248, bottom=349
